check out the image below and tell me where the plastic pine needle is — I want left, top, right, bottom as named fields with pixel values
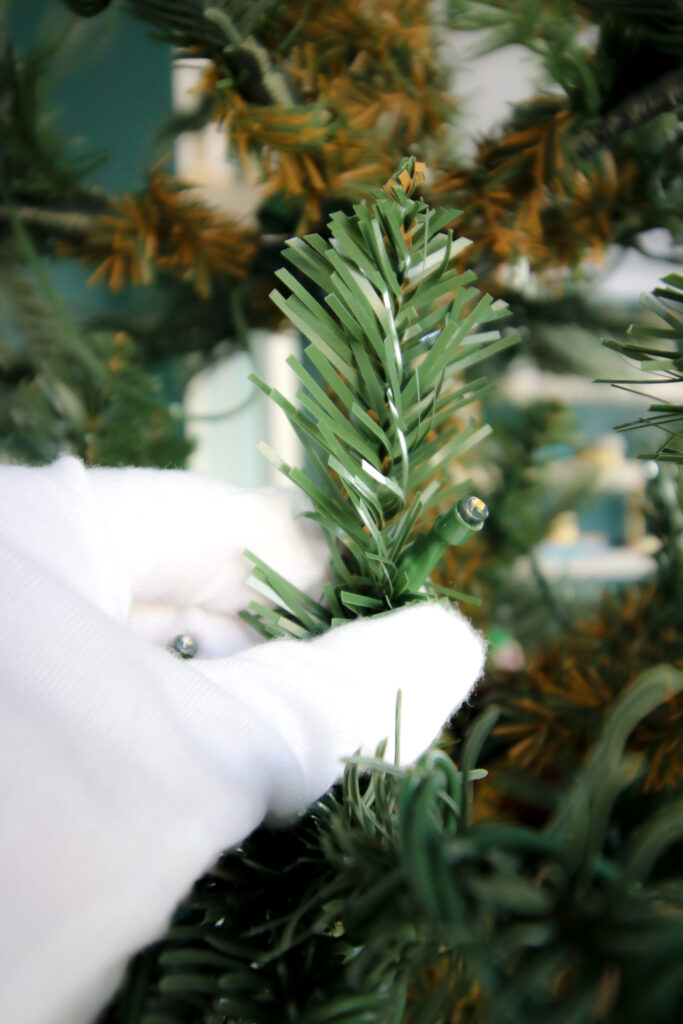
left=241, top=156, right=519, bottom=638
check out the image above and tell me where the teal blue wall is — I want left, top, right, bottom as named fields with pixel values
left=6, top=0, right=173, bottom=323
left=7, top=0, right=171, bottom=193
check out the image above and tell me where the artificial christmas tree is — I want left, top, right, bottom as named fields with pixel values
left=1, top=2, right=682, bottom=1021
left=94, top=164, right=682, bottom=1024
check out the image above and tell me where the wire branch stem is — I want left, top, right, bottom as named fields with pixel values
left=0, top=204, right=97, bottom=238
left=575, top=65, right=683, bottom=158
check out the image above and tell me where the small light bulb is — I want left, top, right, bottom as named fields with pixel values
left=457, top=495, right=489, bottom=525
left=169, top=634, right=198, bottom=659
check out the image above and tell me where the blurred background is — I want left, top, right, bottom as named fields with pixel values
left=2, top=0, right=682, bottom=654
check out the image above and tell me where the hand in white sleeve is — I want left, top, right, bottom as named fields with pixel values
left=0, top=456, right=485, bottom=1024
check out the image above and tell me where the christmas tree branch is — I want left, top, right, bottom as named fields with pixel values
left=601, top=272, right=683, bottom=464
left=241, top=158, right=519, bottom=638
left=0, top=204, right=97, bottom=238
left=575, top=64, right=683, bottom=157
left=108, top=663, right=683, bottom=1023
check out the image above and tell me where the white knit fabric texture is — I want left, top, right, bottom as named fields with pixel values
left=0, top=456, right=485, bottom=1024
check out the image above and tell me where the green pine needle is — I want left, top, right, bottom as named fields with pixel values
left=246, top=158, right=519, bottom=637
left=109, top=666, right=683, bottom=1024
left=601, top=273, right=683, bottom=465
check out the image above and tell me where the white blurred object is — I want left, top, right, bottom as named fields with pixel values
left=597, top=234, right=683, bottom=300
left=501, top=360, right=683, bottom=407
left=185, top=330, right=303, bottom=486
left=172, top=58, right=263, bottom=218
left=579, top=434, right=651, bottom=494
left=184, top=349, right=267, bottom=485
left=441, top=34, right=542, bottom=158
left=173, top=61, right=304, bottom=483
left=253, top=327, right=302, bottom=488
left=546, top=510, right=580, bottom=545
left=534, top=540, right=657, bottom=582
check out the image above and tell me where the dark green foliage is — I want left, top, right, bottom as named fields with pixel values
left=447, top=0, right=683, bottom=168
left=480, top=401, right=594, bottom=562
left=0, top=231, right=191, bottom=467
left=603, top=274, right=683, bottom=464
left=124, top=0, right=260, bottom=50
left=612, top=118, right=683, bottom=248
left=129, top=0, right=225, bottom=55
left=0, top=40, right=104, bottom=206
left=447, top=0, right=596, bottom=111
left=605, top=266, right=683, bottom=608
left=101, top=160, right=683, bottom=1024
left=579, top=0, right=683, bottom=62
left=107, top=666, right=683, bottom=1024
left=62, top=0, right=114, bottom=15
left=448, top=400, right=596, bottom=649
left=121, top=0, right=294, bottom=106
left=645, top=467, right=683, bottom=605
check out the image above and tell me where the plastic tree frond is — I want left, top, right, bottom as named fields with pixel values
left=602, top=273, right=683, bottom=465
left=121, top=0, right=279, bottom=49
left=0, top=42, right=105, bottom=205
left=0, top=225, right=191, bottom=469
left=58, top=168, right=259, bottom=298
left=484, top=582, right=683, bottom=793
left=241, top=158, right=519, bottom=641
left=109, top=665, right=683, bottom=1023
